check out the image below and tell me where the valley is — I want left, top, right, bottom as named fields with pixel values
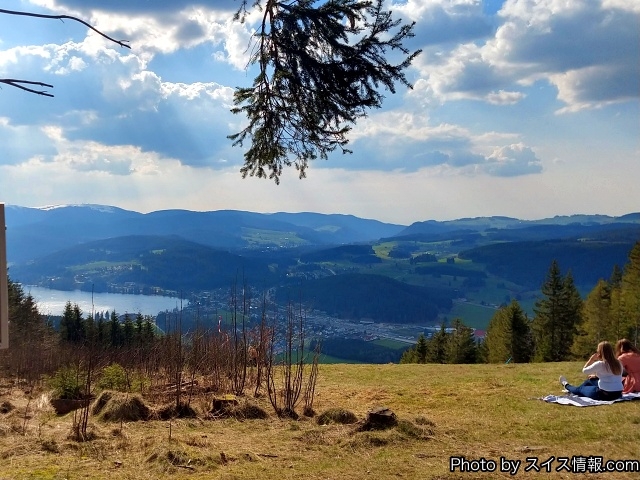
left=6, top=204, right=640, bottom=363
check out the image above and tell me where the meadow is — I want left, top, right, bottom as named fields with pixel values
left=1, top=362, right=639, bottom=479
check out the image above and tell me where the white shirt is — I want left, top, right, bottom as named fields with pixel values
left=583, top=360, right=623, bottom=392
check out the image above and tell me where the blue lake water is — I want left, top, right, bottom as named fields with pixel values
left=25, top=286, right=186, bottom=317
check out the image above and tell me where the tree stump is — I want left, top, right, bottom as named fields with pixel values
left=211, top=394, right=239, bottom=414
left=50, top=396, right=93, bottom=415
left=361, top=406, right=397, bottom=430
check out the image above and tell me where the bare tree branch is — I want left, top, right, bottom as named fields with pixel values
left=0, top=79, right=54, bottom=97
left=0, top=8, right=131, bottom=97
left=0, top=8, right=131, bottom=49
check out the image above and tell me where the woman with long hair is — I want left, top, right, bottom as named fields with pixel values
left=616, top=338, right=640, bottom=394
left=559, top=341, right=623, bottom=400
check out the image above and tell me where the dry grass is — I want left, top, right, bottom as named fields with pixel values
left=0, top=362, right=639, bottom=479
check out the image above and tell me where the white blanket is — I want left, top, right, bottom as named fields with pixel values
left=542, top=392, right=640, bottom=407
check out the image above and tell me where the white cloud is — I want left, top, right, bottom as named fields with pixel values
left=393, top=0, right=492, bottom=46
left=26, top=0, right=256, bottom=70
left=411, top=43, right=522, bottom=104
left=39, top=125, right=141, bottom=175
left=483, top=143, right=542, bottom=177
left=344, top=111, right=543, bottom=176
left=486, top=90, right=525, bottom=105
left=0, top=117, right=57, bottom=164
left=413, top=0, right=639, bottom=110
left=0, top=0, right=635, bottom=225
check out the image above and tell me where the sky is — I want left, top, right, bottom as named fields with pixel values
left=0, top=0, right=638, bottom=226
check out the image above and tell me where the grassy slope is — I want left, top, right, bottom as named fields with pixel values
left=1, top=363, right=639, bottom=479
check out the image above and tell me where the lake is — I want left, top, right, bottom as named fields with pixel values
left=24, top=286, right=187, bottom=317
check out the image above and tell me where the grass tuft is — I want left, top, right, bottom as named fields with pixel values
left=39, top=438, right=59, bottom=453
left=211, top=400, right=269, bottom=420
left=396, top=419, right=433, bottom=439
left=93, top=391, right=151, bottom=422
left=317, top=408, right=358, bottom=425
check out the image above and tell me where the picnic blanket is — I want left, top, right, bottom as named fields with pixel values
left=541, top=392, right=640, bottom=407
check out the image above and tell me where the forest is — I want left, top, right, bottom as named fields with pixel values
left=401, top=242, right=640, bottom=366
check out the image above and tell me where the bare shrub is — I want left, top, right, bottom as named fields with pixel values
left=265, top=300, right=320, bottom=418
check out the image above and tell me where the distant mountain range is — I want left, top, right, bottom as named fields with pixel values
left=6, top=204, right=640, bottom=265
left=5, top=204, right=640, bottom=328
left=4, top=204, right=405, bottom=264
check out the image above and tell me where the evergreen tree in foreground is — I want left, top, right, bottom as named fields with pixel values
left=572, top=279, right=614, bottom=358
left=446, top=318, right=478, bottom=364
left=532, top=260, right=583, bottom=362
left=400, top=333, right=428, bottom=364
left=620, top=242, right=640, bottom=344
left=426, top=323, right=448, bottom=364
left=4, top=279, right=56, bottom=379
left=485, top=300, right=533, bottom=363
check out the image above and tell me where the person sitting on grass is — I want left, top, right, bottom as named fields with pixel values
left=559, top=341, right=623, bottom=401
left=616, top=338, right=640, bottom=394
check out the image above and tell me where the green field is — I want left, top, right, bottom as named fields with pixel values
left=242, top=228, right=309, bottom=247
left=371, top=338, right=412, bottom=350
left=446, top=301, right=499, bottom=330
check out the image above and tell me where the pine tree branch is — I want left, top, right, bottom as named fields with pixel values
left=229, top=0, right=421, bottom=183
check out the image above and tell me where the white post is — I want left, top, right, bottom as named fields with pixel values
left=0, top=204, right=8, bottom=349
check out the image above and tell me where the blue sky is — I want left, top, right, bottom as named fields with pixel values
left=0, top=0, right=638, bottom=225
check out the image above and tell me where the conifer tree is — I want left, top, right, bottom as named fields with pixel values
left=610, top=264, right=623, bottom=286
left=83, top=313, right=97, bottom=346
left=559, top=271, right=583, bottom=357
left=122, top=313, right=135, bottom=346
left=620, top=242, right=640, bottom=344
left=446, top=318, right=477, bottom=364
left=135, top=312, right=145, bottom=346
left=415, top=334, right=428, bottom=364
left=532, top=260, right=564, bottom=361
left=400, top=333, right=429, bottom=364
left=399, top=346, right=416, bottom=364
left=142, top=317, right=156, bottom=345
left=6, top=279, right=55, bottom=379
left=426, top=323, right=448, bottom=364
left=572, top=279, right=612, bottom=358
left=59, top=301, right=73, bottom=343
left=608, top=264, right=625, bottom=340
left=96, top=313, right=107, bottom=347
left=72, top=303, right=85, bottom=343
left=532, top=260, right=581, bottom=362
left=484, top=300, right=532, bottom=363
left=108, top=310, right=123, bottom=347
left=60, top=301, right=85, bottom=344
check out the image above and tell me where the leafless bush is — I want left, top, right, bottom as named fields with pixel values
left=265, top=301, right=320, bottom=418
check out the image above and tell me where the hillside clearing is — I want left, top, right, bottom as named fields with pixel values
left=1, top=362, right=638, bottom=479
